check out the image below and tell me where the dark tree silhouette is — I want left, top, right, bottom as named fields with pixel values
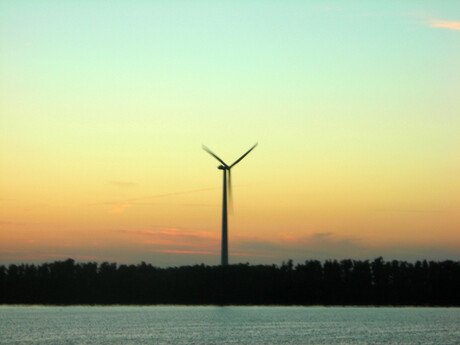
left=0, top=257, right=458, bottom=306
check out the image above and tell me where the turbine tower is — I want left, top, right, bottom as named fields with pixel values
left=203, top=143, right=258, bottom=266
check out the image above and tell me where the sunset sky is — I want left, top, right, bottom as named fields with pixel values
left=1, top=1, right=459, bottom=266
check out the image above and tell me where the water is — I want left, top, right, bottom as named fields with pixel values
left=1, top=306, right=459, bottom=344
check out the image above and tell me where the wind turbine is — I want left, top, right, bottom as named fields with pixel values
left=203, top=143, right=258, bottom=266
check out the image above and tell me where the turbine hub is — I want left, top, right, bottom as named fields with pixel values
left=218, top=165, right=226, bottom=170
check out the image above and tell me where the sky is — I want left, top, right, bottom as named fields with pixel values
left=1, top=1, right=459, bottom=266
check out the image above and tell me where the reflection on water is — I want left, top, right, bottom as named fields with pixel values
left=1, top=306, right=459, bottom=344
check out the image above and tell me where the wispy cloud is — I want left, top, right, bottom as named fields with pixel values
left=235, top=232, right=460, bottom=262
left=232, top=252, right=279, bottom=258
left=100, top=186, right=220, bottom=213
left=429, top=19, right=460, bottom=31
left=153, top=249, right=216, bottom=255
left=125, top=187, right=219, bottom=203
left=109, top=203, right=132, bottom=213
left=46, top=254, right=117, bottom=261
left=2, top=231, right=459, bottom=265
left=409, top=12, right=460, bottom=32
left=0, top=252, right=117, bottom=263
left=119, top=228, right=219, bottom=246
left=232, top=232, right=375, bottom=260
left=0, top=220, right=32, bottom=226
left=152, top=248, right=278, bottom=259
left=117, top=228, right=365, bottom=259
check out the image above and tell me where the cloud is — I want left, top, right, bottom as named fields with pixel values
left=0, top=220, right=35, bottom=226
left=5, top=227, right=456, bottom=266
left=234, top=232, right=460, bottom=262
left=119, top=227, right=219, bottom=246
left=125, top=187, right=219, bottom=202
left=232, top=252, right=279, bottom=259
left=109, top=203, right=132, bottom=213
left=153, top=249, right=216, bottom=255
left=2, top=231, right=459, bottom=266
left=100, top=186, right=220, bottom=213
left=429, top=19, right=460, bottom=31
left=234, top=232, right=366, bottom=259
left=0, top=252, right=117, bottom=263
left=116, top=228, right=283, bottom=259
left=116, top=228, right=460, bottom=262
left=46, top=254, right=117, bottom=261
left=117, top=228, right=370, bottom=260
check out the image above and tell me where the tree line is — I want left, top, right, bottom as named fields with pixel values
left=0, top=257, right=458, bottom=305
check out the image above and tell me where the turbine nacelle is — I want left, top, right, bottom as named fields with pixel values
left=202, top=143, right=258, bottom=171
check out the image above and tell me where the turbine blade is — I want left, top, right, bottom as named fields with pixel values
left=230, top=143, right=258, bottom=168
left=202, top=145, right=229, bottom=167
left=228, top=169, right=233, bottom=214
